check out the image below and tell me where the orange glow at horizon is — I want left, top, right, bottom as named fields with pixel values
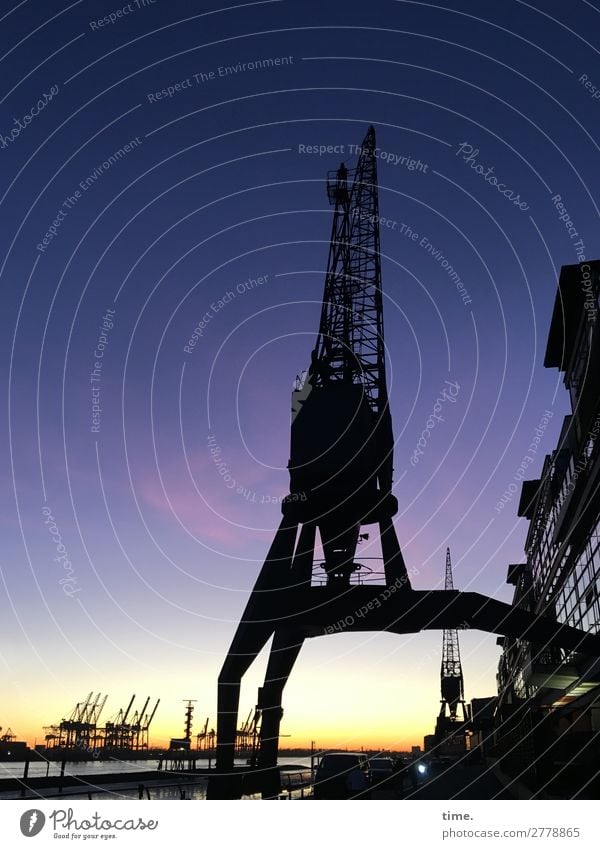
left=13, top=721, right=427, bottom=754
left=4, top=630, right=499, bottom=754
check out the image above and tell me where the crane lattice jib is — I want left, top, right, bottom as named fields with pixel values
left=313, top=126, right=387, bottom=417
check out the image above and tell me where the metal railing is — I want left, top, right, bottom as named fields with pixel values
left=311, top=558, right=387, bottom=586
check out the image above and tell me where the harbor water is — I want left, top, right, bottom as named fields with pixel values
left=0, top=758, right=313, bottom=801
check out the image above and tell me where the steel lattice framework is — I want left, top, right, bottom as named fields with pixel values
left=313, top=126, right=386, bottom=412
left=311, top=126, right=393, bottom=494
left=440, top=548, right=466, bottom=720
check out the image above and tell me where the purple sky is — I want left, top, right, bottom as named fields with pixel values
left=0, top=0, right=597, bottom=747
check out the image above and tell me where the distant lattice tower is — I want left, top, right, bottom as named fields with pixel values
left=183, top=700, right=196, bottom=743
left=438, top=548, right=470, bottom=727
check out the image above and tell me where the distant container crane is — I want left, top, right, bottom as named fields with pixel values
left=0, top=727, right=16, bottom=743
left=43, top=691, right=107, bottom=752
left=43, top=693, right=159, bottom=756
left=104, top=695, right=160, bottom=752
left=236, top=706, right=261, bottom=763
left=0, top=726, right=29, bottom=760
left=103, top=694, right=136, bottom=749
left=195, top=717, right=215, bottom=753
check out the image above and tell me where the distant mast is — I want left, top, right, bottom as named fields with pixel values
left=437, top=549, right=470, bottom=736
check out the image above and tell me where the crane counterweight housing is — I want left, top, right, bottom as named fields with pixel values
left=287, top=381, right=394, bottom=524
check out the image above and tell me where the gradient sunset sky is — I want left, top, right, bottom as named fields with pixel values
left=1, top=0, right=599, bottom=750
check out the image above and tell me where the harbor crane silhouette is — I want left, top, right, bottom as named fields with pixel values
left=435, top=548, right=471, bottom=745
left=209, top=127, right=600, bottom=798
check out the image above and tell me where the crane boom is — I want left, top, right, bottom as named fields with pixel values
left=313, top=126, right=387, bottom=416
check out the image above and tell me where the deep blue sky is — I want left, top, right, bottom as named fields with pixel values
left=1, top=0, right=599, bottom=746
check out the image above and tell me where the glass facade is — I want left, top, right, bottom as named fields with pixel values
left=556, top=523, right=600, bottom=633
left=497, top=260, right=600, bottom=707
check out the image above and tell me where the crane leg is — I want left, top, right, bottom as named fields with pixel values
left=380, top=516, right=411, bottom=588
left=257, top=629, right=305, bottom=796
left=209, top=519, right=298, bottom=798
left=253, top=523, right=315, bottom=796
